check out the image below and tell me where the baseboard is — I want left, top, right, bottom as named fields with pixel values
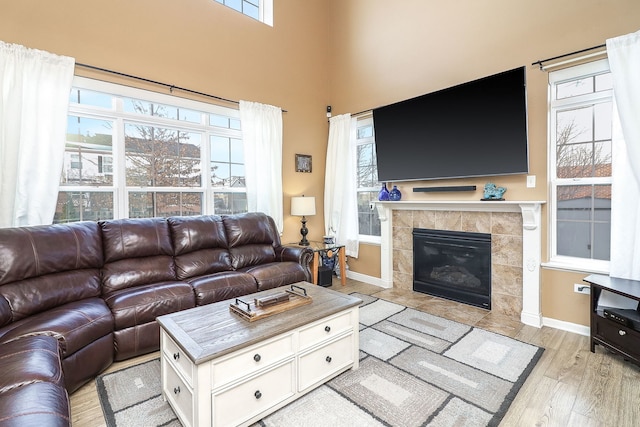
left=542, top=316, right=590, bottom=336
left=345, top=270, right=391, bottom=288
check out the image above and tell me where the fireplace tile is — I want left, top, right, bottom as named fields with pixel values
left=416, top=297, right=488, bottom=326
left=393, top=226, right=413, bottom=250
left=434, top=211, right=462, bottom=231
left=413, top=210, right=436, bottom=229
left=393, top=270, right=413, bottom=290
left=393, top=209, right=413, bottom=227
left=461, top=212, right=491, bottom=234
left=393, top=248, right=413, bottom=274
left=491, top=292, right=522, bottom=318
left=491, top=264, right=523, bottom=298
left=491, top=212, right=522, bottom=236
left=492, top=235, right=523, bottom=267
left=474, top=312, right=524, bottom=338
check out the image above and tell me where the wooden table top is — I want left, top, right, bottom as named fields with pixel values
left=157, top=282, right=362, bottom=364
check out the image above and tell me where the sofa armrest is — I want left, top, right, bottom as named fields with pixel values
left=276, top=246, right=314, bottom=282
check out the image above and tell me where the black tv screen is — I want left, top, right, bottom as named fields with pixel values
left=373, top=66, right=529, bottom=182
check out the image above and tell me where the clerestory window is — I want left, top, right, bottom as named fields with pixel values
left=214, top=0, right=273, bottom=26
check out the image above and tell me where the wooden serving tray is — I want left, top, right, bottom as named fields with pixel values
left=229, top=285, right=312, bottom=322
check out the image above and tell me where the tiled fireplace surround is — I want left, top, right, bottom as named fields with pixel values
left=375, top=201, right=545, bottom=328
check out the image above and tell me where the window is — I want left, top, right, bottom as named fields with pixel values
left=354, top=115, right=381, bottom=242
left=56, top=77, right=247, bottom=224
left=214, top=0, right=273, bottom=26
left=548, top=59, right=612, bottom=272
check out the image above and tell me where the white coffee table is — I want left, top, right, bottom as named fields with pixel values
left=157, top=283, right=361, bottom=427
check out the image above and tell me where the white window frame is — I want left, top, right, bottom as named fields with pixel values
left=354, top=114, right=381, bottom=244
left=546, top=59, right=612, bottom=274
left=63, top=76, right=245, bottom=222
left=215, top=0, right=273, bottom=26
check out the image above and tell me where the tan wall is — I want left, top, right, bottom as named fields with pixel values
left=0, top=0, right=329, bottom=245
left=327, top=0, right=640, bottom=325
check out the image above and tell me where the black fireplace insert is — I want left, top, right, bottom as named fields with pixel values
left=413, top=228, right=491, bottom=309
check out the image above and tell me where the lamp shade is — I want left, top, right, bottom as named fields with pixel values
left=291, top=196, right=316, bottom=216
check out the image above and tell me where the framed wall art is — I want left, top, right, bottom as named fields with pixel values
left=295, top=154, right=312, bottom=173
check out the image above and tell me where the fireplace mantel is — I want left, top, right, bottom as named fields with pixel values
left=375, top=200, right=546, bottom=328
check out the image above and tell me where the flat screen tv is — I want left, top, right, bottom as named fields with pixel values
left=373, top=66, right=529, bottom=182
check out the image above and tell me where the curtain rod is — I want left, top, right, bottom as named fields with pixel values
left=532, top=43, right=606, bottom=70
left=75, top=62, right=287, bottom=112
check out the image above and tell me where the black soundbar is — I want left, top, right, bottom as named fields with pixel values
left=413, top=185, right=477, bottom=193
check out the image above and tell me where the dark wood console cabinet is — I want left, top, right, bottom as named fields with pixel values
left=584, top=274, right=640, bottom=366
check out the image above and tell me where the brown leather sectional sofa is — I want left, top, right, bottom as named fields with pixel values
left=0, top=212, right=312, bottom=426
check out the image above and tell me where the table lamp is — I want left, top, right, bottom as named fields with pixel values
left=291, top=195, right=316, bottom=246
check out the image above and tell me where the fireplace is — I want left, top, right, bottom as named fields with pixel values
left=413, top=228, right=491, bottom=309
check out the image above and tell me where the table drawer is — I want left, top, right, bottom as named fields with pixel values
left=212, top=360, right=295, bottom=427
left=299, top=310, right=354, bottom=350
left=594, top=316, right=640, bottom=360
left=298, top=333, right=354, bottom=392
left=162, top=331, right=194, bottom=386
left=162, top=357, right=194, bottom=427
left=212, top=333, right=294, bottom=389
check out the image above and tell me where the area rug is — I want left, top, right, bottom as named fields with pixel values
left=96, top=293, right=543, bottom=427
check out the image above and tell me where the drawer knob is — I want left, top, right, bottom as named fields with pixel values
left=254, top=390, right=262, bottom=399
left=324, top=326, right=331, bottom=332
left=173, top=352, right=180, bottom=361
left=254, top=353, right=261, bottom=362
left=174, top=386, right=180, bottom=395
left=619, top=330, right=627, bottom=336
left=326, top=356, right=332, bottom=363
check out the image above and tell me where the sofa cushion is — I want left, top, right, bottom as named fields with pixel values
left=0, top=335, right=64, bottom=393
left=240, top=262, right=308, bottom=291
left=0, top=221, right=103, bottom=325
left=223, top=212, right=279, bottom=269
left=0, top=221, right=102, bottom=285
left=0, top=381, right=70, bottom=427
left=102, top=281, right=195, bottom=329
left=0, top=298, right=113, bottom=357
left=0, top=270, right=101, bottom=323
left=168, top=215, right=233, bottom=279
left=188, top=271, right=258, bottom=305
left=100, top=218, right=176, bottom=294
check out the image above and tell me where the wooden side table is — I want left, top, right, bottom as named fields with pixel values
left=583, top=274, right=640, bottom=366
left=289, top=241, right=346, bottom=286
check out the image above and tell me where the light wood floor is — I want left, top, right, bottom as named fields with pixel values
left=70, top=278, right=640, bottom=426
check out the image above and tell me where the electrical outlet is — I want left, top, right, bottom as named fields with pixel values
left=574, top=283, right=590, bottom=294
left=526, top=175, right=536, bottom=188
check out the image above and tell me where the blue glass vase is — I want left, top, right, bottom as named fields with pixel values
left=378, top=183, right=390, bottom=201
left=389, top=185, right=402, bottom=201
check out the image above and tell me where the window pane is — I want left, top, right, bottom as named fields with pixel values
left=556, top=104, right=611, bottom=179
left=211, top=136, right=230, bottom=162
left=595, top=73, right=613, bottom=92
left=125, top=124, right=201, bottom=187
left=54, top=191, right=114, bottom=223
left=128, top=192, right=202, bottom=218
left=556, top=184, right=610, bottom=261
left=357, top=124, right=374, bottom=139
left=213, top=192, right=247, bottom=214
left=357, top=191, right=381, bottom=236
left=243, top=1, right=259, bottom=19
left=63, top=116, right=114, bottom=186
left=69, top=88, right=113, bottom=108
left=556, top=77, right=593, bottom=99
left=123, top=99, right=201, bottom=123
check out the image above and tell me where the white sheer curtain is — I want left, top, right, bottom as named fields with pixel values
left=324, top=113, right=359, bottom=258
left=607, top=29, right=640, bottom=280
left=0, top=41, right=74, bottom=227
left=239, top=100, right=284, bottom=231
